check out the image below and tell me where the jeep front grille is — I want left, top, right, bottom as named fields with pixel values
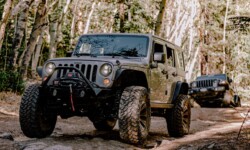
left=196, top=80, right=215, bottom=87
left=57, top=63, right=98, bottom=82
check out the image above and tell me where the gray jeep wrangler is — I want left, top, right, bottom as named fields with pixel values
left=189, top=74, right=241, bottom=107
left=19, top=33, right=190, bottom=144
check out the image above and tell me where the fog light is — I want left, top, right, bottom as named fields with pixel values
left=103, top=78, right=110, bottom=85
left=215, top=87, right=225, bottom=91
left=200, top=88, right=207, bottom=92
left=80, top=90, right=85, bottom=97
left=43, top=76, right=48, bottom=81
left=53, top=89, right=57, bottom=96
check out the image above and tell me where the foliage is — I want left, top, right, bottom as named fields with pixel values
left=113, top=0, right=155, bottom=33
left=0, top=70, right=25, bottom=93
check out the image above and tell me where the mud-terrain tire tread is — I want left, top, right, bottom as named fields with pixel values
left=118, top=86, right=150, bottom=144
left=19, top=84, right=57, bottom=138
left=167, top=94, right=191, bottom=137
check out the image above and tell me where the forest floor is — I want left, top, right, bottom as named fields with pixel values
left=0, top=92, right=250, bottom=150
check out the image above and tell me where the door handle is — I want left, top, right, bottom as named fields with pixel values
left=162, top=69, right=168, bottom=74
left=172, top=72, right=177, bottom=76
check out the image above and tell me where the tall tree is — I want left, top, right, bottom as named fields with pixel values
left=118, top=0, right=125, bottom=33
left=48, top=0, right=71, bottom=59
left=83, top=1, right=96, bottom=34
left=70, top=0, right=79, bottom=48
left=31, top=31, right=44, bottom=78
left=10, top=0, right=34, bottom=70
left=222, top=0, right=230, bottom=73
left=0, top=0, right=13, bottom=52
left=155, top=0, right=167, bottom=36
left=21, top=0, right=47, bottom=78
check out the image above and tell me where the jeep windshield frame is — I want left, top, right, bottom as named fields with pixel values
left=73, top=34, right=149, bottom=58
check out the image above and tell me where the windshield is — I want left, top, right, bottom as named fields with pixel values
left=196, top=74, right=227, bottom=80
left=74, top=35, right=149, bottom=57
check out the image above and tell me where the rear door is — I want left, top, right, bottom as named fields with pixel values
left=165, top=44, right=178, bottom=102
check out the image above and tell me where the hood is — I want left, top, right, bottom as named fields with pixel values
left=46, top=56, right=149, bottom=67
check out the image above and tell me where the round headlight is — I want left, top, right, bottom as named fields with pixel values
left=45, top=62, right=56, bottom=75
left=219, top=80, right=227, bottom=85
left=213, top=80, right=218, bottom=87
left=191, top=82, right=197, bottom=88
left=100, top=64, right=112, bottom=77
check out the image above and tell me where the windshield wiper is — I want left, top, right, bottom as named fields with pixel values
left=105, top=53, right=129, bottom=59
left=75, top=53, right=97, bottom=57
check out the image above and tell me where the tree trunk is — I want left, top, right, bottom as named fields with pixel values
left=187, top=46, right=200, bottom=82
left=169, top=12, right=187, bottom=42
left=49, top=0, right=71, bottom=59
left=18, top=0, right=40, bottom=68
left=0, top=0, right=13, bottom=52
left=10, top=5, right=31, bottom=70
left=70, top=0, right=79, bottom=49
left=188, top=0, right=196, bottom=57
left=199, top=1, right=207, bottom=76
left=222, top=0, right=230, bottom=74
left=83, top=1, right=96, bottom=34
left=21, top=0, right=47, bottom=79
left=31, top=32, right=44, bottom=78
left=118, top=0, right=125, bottom=33
left=48, top=22, right=57, bottom=59
left=155, top=0, right=167, bottom=36
left=11, top=0, right=34, bottom=17
left=48, top=0, right=60, bottom=59
left=185, top=0, right=197, bottom=80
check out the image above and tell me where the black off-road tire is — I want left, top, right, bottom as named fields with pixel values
left=19, top=84, right=57, bottom=138
left=118, top=86, right=151, bottom=144
left=92, top=118, right=117, bottom=131
left=167, top=94, right=191, bottom=137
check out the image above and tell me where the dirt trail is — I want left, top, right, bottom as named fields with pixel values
left=0, top=93, right=249, bottom=150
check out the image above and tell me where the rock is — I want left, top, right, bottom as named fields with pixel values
left=207, top=143, right=215, bottom=149
left=44, top=145, right=72, bottom=150
left=0, top=133, right=14, bottom=141
left=24, top=142, right=47, bottom=150
left=144, top=142, right=156, bottom=149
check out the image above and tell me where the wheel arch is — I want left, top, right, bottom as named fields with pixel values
left=113, top=69, right=149, bottom=90
left=172, top=81, right=189, bottom=103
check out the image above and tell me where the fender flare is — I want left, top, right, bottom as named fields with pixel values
left=113, top=69, right=149, bottom=89
left=172, top=81, right=189, bottom=103
left=114, top=68, right=125, bottom=81
left=37, top=66, right=43, bottom=77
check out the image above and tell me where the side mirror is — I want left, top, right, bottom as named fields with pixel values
left=154, top=53, right=166, bottom=63
left=150, top=61, right=158, bottom=68
left=36, top=66, right=43, bottom=77
left=66, top=51, right=73, bottom=57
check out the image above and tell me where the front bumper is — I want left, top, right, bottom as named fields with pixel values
left=188, top=86, right=225, bottom=100
left=40, top=67, right=114, bottom=117
left=43, top=66, right=101, bottom=95
left=188, top=86, right=227, bottom=105
left=189, top=86, right=225, bottom=95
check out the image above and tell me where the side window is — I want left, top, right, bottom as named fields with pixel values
left=166, top=46, right=175, bottom=67
left=153, top=43, right=165, bottom=63
left=177, top=50, right=185, bottom=70
left=154, top=43, right=164, bottom=53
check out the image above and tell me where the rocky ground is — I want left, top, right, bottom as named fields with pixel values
left=0, top=92, right=249, bottom=150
